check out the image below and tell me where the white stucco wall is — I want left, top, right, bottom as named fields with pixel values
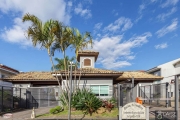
left=157, top=58, right=180, bottom=83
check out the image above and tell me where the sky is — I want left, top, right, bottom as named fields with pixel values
left=0, top=0, right=180, bottom=72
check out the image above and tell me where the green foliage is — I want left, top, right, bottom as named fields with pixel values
left=50, top=106, right=64, bottom=114
left=59, top=90, right=69, bottom=107
left=71, top=88, right=102, bottom=116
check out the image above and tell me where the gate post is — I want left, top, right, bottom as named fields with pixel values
left=2, top=86, right=3, bottom=112
left=150, top=85, right=151, bottom=105
left=39, top=89, right=40, bottom=107
left=120, top=85, right=123, bottom=106
left=20, top=88, right=21, bottom=108
left=166, top=82, right=169, bottom=108
left=118, top=83, right=120, bottom=107
left=144, top=86, right=145, bottom=103
left=175, top=75, right=179, bottom=120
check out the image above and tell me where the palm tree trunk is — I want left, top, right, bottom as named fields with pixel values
left=63, top=51, right=69, bottom=91
left=48, top=49, right=68, bottom=105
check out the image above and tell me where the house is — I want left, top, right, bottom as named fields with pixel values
left=3, top=51, right=163, bottom=100
left=0, top=64, right=19, bottom=86
left=146, top=58, right=180, bottom=98
left=146, top=58, right=180, bottom=84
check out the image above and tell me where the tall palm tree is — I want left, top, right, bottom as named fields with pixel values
left=71, top=28, right=93, bottom=89
left=71, top=28, right=93, bottom=58
left=22, top=13, right=67, bottom=104
left=52, top=56, right=77, bottom=71
left=51, top=21, right=73, bottom=71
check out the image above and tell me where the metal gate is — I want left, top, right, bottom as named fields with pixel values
left=27, top=87, right=60, bottom=107
left=114, top=83, right=134, bottom=107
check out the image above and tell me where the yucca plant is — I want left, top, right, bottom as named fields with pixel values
left=59, top=90, right=69, bottom=108
left=71, top=88, right=102, bottom=116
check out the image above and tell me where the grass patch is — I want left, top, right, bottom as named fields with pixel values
left=36, top=108, right=118, bottom=119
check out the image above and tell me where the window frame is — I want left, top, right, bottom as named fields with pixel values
left=90, top=85, right=109, bottom=96
left=83, top=58, right=92, bottom=67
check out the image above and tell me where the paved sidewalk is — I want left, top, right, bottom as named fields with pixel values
left=0, top=106, right=179, bottom=120
left=0, top=107, right=52, bottom=120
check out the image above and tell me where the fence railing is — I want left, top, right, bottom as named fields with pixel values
left=0, top=85, right=39, bottom=113
left=139, top=83, right=176, bottom=107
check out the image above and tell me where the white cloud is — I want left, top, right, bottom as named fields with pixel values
left=157, top=7, right=177, bottom=21
left=161, top=0, right=179, bottom=8
left=112, top=9, right=118, bottom=16
left=0, top=0, right=71, bottom=24
left=135, top=3, right=146, bottom=23
left=1, top=17, right=32, bottom=46
left=156, top=18, right=178, bottom=37
left=68, top=1, right=73, bottom=7
left=74, top=3, right=92, bottom=19
left=94, top=23, right=103, bottom=30
left=84, top=0, right=93, bottom=4
left=139, top=4, right=146, bottom=14
left=104, top=17, right=133, bottom=32
left=151, top=0, right=157, bottom=3
left=93, top=32, right=152, bottom=69
left=0, top=0, right=71, bottom=47
left=155, top=43, right=168, bottom=49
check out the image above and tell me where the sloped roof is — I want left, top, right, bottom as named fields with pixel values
left=0, top=64, right=19, bottom=74
left=173, top=60, right=180, bottom=66
left=54, top=67, right=123, bottom=75
left=3, top=70, right=162, bottom=82
left=4, top=72, right=56, bottom=81
left=116, top=71, right=163, bottom=80
left=77, top=50, right=99, bottom=62
left=4, top=68, right=123, bottom=81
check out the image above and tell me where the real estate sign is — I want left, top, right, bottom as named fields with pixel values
left=119, top=102, right=149, bottom=120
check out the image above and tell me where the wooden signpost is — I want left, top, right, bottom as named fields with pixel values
left=119, top=102, right=149, bottom=120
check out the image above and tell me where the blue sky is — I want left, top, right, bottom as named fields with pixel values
left=0, top=0, right=179, bottom=72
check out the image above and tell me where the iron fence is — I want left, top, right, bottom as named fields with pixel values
left=0, top=85, right=38, bottom=114
left=27, top=87, right=60, bottom=107
left=113, top=83, right=134, bottom=107
left=139, top=83, right=176, bottom=107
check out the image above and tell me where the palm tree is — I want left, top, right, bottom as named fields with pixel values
left=52, top=56, right=78, bottom=71
left=51, top=21, right=73, bottom=71
left=71, top=28, right=93, bottom=89
left=22, top=13, right=67, bottom=104
left=71, top=28, right=93, bottom=58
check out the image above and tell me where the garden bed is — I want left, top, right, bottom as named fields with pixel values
left=36, top=108, right=119, bottom=119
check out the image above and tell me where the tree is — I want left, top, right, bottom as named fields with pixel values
left=22, top=13, right=67, bottom=104
left=71, top=28, right=93, bottom=58
left=52, top=56, right=78, bottom=71
left=51, top=21, right=72, bottom=71
left=71, top=28, right=93, bottom=89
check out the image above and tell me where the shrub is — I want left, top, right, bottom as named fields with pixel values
left=59, top=90, right=69, bottom=107
left=49, top=106, right=64, bottom=114
left=71, top=88, right=102, bottom=116
left=102, top=97, right=117, bottom=112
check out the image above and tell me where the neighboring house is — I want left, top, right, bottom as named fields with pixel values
left=146, top=58, right=180, bottom=98
left=146, top=58, right=180, bottom=84
left=3, top=51, right=162, bottom=99
left=0, top=64, right=19, bottom=86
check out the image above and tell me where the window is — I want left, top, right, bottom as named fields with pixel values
left=91, top=85, right=109, bottom=96
left=1, top=75, right=5, bottom=78
left=84, top=58, right=91, bottom=66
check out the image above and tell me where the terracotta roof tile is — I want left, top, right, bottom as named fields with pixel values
left=117, top=71, right=163, bottom=80
left=4, top=71, right=56, bottom=80
left=56, top=67, right=123, bottom=74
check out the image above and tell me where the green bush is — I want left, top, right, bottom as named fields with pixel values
left=59, top=90, right=69, bottom=107
left=71, top=88, right=102, bottom=116
left=49, top=106, right=64, bottom=114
